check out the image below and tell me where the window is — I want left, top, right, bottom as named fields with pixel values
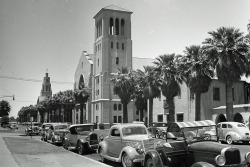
left=158, top=114, right=163, bottom=122
left=109, top=18, right=114, bottom=35
left=111, top=42, right=113, bottom=49
left=96, top=104, right=99, bottom=110
left=118, top=116, right=122, bottom=123
left=177, top=113, right=184, bottom=122
left=96, top=89, right=99, bottom=96
left=115, top=18, right=119, bottom=35
left=166, top=114, right=169, bottom=122
left=118, top=104, right=122, bottom=110
left=121, top=19, right=125, bottom=35
left=96, top=76, right=99, bottom=84
left=122, top=43, right=124, bottom=50
left=96, top=116, right=99, bottom=123
left=136, top=110, right=139, bottom=115
left=98, top=59, right=99, bottom=66
left=190, top=93, right=194, bottom=100
left=228, top=124, right=232, bottom=128
left=213, top=87, right=220, bottom=101
left=222, top=124, right=227, bottom=128
left=116, top=42, right=119, bottom=49
left=113, top=116, right=117, bottom=123
left=116, top=57, right=119, bottom=65
left=178, top=91, right=181, bottom=99
left=113, top=104, right=117, bottom=110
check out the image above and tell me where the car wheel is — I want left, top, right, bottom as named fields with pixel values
left=52, top=138, right=55, bottom=145
left=226, top=135, right=233, bottom=144
left=99, top=147, right=107, bottom=163
left=145, top=158, right=155, bottom=167
left=122, top=153, right=134, bottom=167
left=156, top=132, right=161, bottom=139
left=44, top=137, right=47, bottom=142
left=77, top=142, right=85, bottom=155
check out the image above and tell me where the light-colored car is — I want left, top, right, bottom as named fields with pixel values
left=98, top=123, right=155, bottom=167
left=25, top=122, right=40, bottom=136
left=45, top=123, right=69, bottom=145
left=9, top=122, right=18, bottom=129
left=62, top=124, right=100, bottom=155
left=40, top=123, right=52, bottom=141
left=217, top=122, right=250, bottom=144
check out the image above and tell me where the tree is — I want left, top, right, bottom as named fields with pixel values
left=111, top=67, right=136, bottom=123
left=74, top=86, right=91, bottom=124
left=176, top=45, right=214, bottom=121
left=154, top=54, right=183, bottom=123
left=0, top=100, right=11, bottom=117
left=203, top=27, right=249, bottom=121
left=140, top=66, right=161, bottom=126
left=133, top=70, right=148, bottom=122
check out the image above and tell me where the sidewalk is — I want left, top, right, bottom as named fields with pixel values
left=0, top=133, right=19, bottom=167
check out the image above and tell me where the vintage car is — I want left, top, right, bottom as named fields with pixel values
left=62, top=124, right=100, bottom=155
left=9, top=122, right=18, bottom=129
left=217, top=122, right=250, bottom=144
left=25, top=122, right=40, bottom=136
left=45, top=123, right=69, bottom=145
left=144, top=120, right=250, bottom=167
left=40, top=123, right=52, bottom=141
left=98, top=123, right=155, bottom=167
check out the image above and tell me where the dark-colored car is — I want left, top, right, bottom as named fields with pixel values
left=25, top=122, right=40, bottom=136
left=40, top=123, right=52, bottom=141
left=148, top=122, right=176, bottom=139
left=144, top=120, right=250, bottom=167
left=62, top=124, right=101, bottom=155
left=45, top=123, right=69, bottom=145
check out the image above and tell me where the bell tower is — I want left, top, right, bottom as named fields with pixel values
left=92, top=5, right=133, bottom=124
left=40, top=69, right=52, bottom=98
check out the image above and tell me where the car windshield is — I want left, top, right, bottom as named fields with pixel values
left=74, top=125, right=94, bottom=134
left=122, top=126, right=147, bottom=136
left=54, top=125, right=68, bottom=130
left=181, top=125, right=217, bottom=143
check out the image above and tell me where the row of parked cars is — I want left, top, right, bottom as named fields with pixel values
left=25, top=120, right=250, bottom=167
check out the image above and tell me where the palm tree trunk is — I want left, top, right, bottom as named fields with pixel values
left=80, top=104, right=83, bottom=124
left=226, top=83, right=234, bottom=121
left=123, top=103, right=128, bottom=123
left=140, top=109, right=144, bottom=122
left=148, top=98, right=153, bottom=127
left=168, top=98, right=175, bottom=123
left=195, top=92, right=201, bottom=121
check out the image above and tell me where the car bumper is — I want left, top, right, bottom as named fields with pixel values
left=89, top=144, right=98, bottom=150
left=132, top=154, right=144, bottom=163
left=224, top=163, right=249, bottom=167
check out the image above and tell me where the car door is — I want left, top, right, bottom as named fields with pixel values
left=69, top=127, right=78, bottom=147
left=107, top=128, right=122, bottom=158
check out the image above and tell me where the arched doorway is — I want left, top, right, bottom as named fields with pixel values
left=234, top=113, right=243, bottom=123
left=215, top=114, right=227, bottom=124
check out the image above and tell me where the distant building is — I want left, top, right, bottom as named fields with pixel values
left=37, top=71, right=52, bottom=123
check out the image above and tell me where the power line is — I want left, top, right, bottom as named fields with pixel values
left=0, top=75, right=73, bottom=85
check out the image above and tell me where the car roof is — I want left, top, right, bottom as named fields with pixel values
left=218, top=122, right=244, bottom=125
left=170, top=120, right=215, bottom=129
left=111, top=123, right=146, bottom=129
left=68, top=124, right=94, bottom=129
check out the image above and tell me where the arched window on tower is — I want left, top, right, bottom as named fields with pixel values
left=113, top=104, right=117, bottom=110
left=109, top=18, right=114, bottom=35
left=121, top=19, right=125, bottom=36
left=115, top=18, right=119, bottom=35
left=116, top=56, right=119, bottom=65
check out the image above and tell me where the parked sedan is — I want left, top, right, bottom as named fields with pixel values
left=144, top=120, right=250, bottom=167
left=217, top=122, right=250, bottom=144
left=25, top=122, right=40, bottom=136
left=98, top=123, right=155, bottom=167
left=62, top=124, right=100, bottom=155
left=40, top=123, right=52, bottom=141
left=45, top=123, right=69, bottom=145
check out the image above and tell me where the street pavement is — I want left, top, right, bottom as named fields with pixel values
left=0, top=126, right=111, bottom=167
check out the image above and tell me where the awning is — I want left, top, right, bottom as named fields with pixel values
left=171, top=120, right=215, bottom=129
left=213, top=103, right=250, bottom=110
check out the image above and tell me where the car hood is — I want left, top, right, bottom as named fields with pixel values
left=54, top=129, right=68, bottom=133
left=188, top=141, right=229, bottom=154
left=122, top=135, right=150, bottom=141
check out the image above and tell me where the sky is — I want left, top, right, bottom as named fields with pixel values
left=0, top=0, right=250, bottom=118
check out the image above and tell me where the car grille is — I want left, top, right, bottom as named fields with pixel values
left=224, top=147, right=241, bottom=165
left=143, top=138, right=155, bottom=153
left=89, top=133, right=98, bottom=145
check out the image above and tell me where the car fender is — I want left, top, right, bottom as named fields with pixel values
left=144, top=150, right=163, bottom=167
left=225, top=132, right=242, bottom=140
left=97, top=140, right=108, bottom=155
left=191, top=162, right=215, bottom=167
left=119, top=146, right=139, bottom=161
left=167, top=132, right=177, bottom=139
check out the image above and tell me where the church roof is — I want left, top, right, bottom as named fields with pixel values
left=94, top=5, right=132, bottom=18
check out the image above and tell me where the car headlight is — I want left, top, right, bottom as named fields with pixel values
left=215, top=155, right=226, bottom=166
left=126, top=142, right=144, bottom=155
left=245, top=152, right=250, bottom=163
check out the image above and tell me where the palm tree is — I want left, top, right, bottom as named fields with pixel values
left=61, top=90, right=75, bottom=123
left=111, top=67, right=136, bottom=123
left=154, top=54, right=183, bottom=123
left=203, top=27, right=249, bottom=121
left=74, top=86, right=91, bottom=124
left=140, top=66, right=161, bottom=126
left=177, top=45, right=214, bottom=121
left=133, top=69, right=148, bottom=122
